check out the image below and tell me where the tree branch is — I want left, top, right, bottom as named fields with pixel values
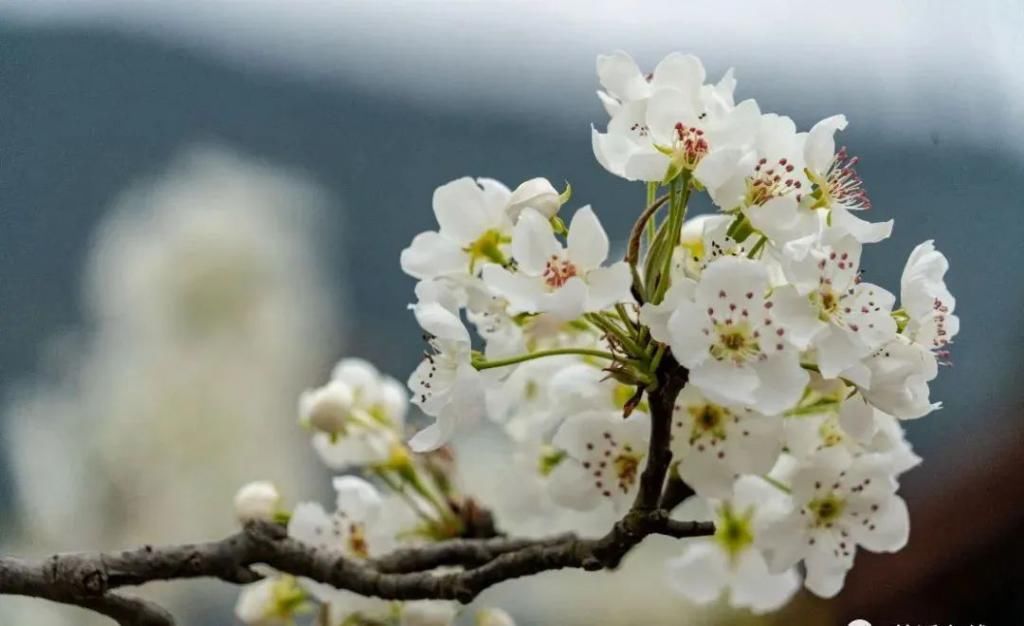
left=0, top=350, right=702, bottom=625
left=0, top=555, right=175, bottom=626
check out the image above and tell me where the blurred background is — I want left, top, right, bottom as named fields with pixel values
left=1, top=1, right=1021, bottom=624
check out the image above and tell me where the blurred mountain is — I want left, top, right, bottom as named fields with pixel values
left=1, top=24, right=1020, bottom=499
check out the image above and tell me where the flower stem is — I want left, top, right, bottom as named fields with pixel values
left=760, top=474, right=792, bottom=494
left=746, top=235, right=768, bottom=259
left=645, top=182, right=658, bottom=245
left=472, top=348, right=619, bottom=370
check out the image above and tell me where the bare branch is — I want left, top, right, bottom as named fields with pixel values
left=0, top=555, right=175, bottom=626
left=0, top=349, right=703, bottom=624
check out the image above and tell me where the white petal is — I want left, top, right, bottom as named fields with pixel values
left=651, top=52, right=706, bottom=94
left=696, top=256, right=770, bottom=305
left=666, top=301, right=712, bottom=368
left=730, top=549, right=801, bottom=614
left=433, top=177, right=492, bottom=244
left=665, top=541, right=729, bottom=605
left=639, top=280, right=694, bottom=342
left=510, top=208, right=561, bottom=275
left=408, top=415, right=457, bottom=453
left=507, top=177, right=560, bottom=220
left=413, top=302, right=469, bottom=344
left=804, top=114, right=847, bottom=174
left=623, top=149, right=670, bottom=182
left=540, top=276, right=588, bottom=321
left=748, top=196, right=801, bottom=242
left=332, top=476, right=382, bottom=522
left=691, top=360, right=759, bottom=407
left=567, top=206, right=609, bottom=270
left=547, top=460, right=601, bottom=511
left=401, top=231, right=467, bottom=280
left=803, top=552, right=850, bottom=598
left=481, top=265, right=545, bottom=314
left=832, top=205, right=893, bottom=243
left=597, top=50, right=647, bottom=101
left=592, top=126, right=626, bottom=176
left=770, top=286, right=825, bottom=350
left=751, top=353, right=808, bottom=415
left=693, top=146, right=746, bottom=191
left=584, top=263, right=633, bottom=311
left=816, top=326, right=867, bottom=379
left=854, top=495, right=910, bottom=553
left=646, top=87, right=698, bottom=143
left=838, top=395, right=876, bottom=442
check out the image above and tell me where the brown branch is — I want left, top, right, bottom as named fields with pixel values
left=0, top=514, right=712, bottom=623
left=0, top=555, right=175, bottom=626
left=0, top=351, right=702, bottom=625
left=624, top=193, right=670, bottom=268
left=369, top=533, right=575, bottom=573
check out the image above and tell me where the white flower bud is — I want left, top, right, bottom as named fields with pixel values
left=234, top=481, right=280, bottom=522
left=506, top=177, right=561, bottom=220
left=299, top=380, right=355, bottom=434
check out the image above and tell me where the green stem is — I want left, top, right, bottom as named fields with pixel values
left=585, top=312, right=646, bottom=356
left=615, top=303, right=637, bottom=331
left=760, top=474, right=792, bottom=494
left=652, top=175, right=690, bottom=304
left=746, top=235, right=768, bottom=259
left=473, top=348, right=619, bottom=370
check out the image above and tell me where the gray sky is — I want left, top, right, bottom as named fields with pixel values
left=4, top=0, right=1023, bottom=151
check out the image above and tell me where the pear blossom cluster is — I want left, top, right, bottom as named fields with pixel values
left=233, top=50, right=958, bottom=622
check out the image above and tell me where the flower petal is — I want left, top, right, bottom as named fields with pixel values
left=567, top=206, right=609, bottom=270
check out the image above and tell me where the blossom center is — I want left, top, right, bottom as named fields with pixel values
left=612, top=451, right=642, bottom=492
left=714, top=503, right=755, bottom=560
left=688, top=403, right=728, bottom=441
left=465, top=229, right=509, bottom=270
left=672, top=122, right=709, bottom=170
left=710, top=321, right=761, bottom=363
left=807, top=494, right=846, bottom=527
left=808, top=146, right=871, bottom=211
left=747, top=157, right=801, bottom=206
left=543, top=255, right=579, bottom=288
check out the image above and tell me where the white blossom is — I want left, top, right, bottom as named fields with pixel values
left=482, top=206, right=632, bottom=320
left=592, top=51, right=755, bottom=184
left=547, top=410, right=650, bottom=511
left=407, top=302, right=486, bottom=451
left=401, top=177, right=513, bottom=281
left=670, top=385, right=782, bottom=498
left=660, top=256, right=819, bottom=414
left=760, top=454, right=910, bottom=598
left=802, top=115, right=893, bottom=243
left=234, top=576, right=307, bottom=626
left=309, top=358, right=408, bottom=470
left=666, top=477, right=800, bottom=613
left=781, top=233, right=897, bottom=381
left=900, top=240, right=959, bottom=359
left=861, top=339, right=939, bottom=419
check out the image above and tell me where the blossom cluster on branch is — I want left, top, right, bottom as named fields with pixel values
left=0, top=50, right=959, bottom=626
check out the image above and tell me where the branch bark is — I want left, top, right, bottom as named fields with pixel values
left=0, top=350, right=702, bottom=625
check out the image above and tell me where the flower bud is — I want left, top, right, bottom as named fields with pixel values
left=234, top=481, right=280, bottom=522
left=299, top=380, right=355, bottom=434
left=507, top=177, right=561, bottom=220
